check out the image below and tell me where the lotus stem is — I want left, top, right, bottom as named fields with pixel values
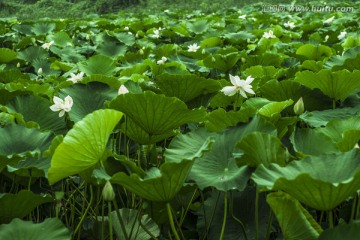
left=219, top=191, right=228, bottom=240
left=265, top=210, right=273, bottom=240
left=229, top=192, right=248, bottom=240
left=108, top=202, right=113, bottom=240
left=73, top=184, right=93, bottom=238
left=166, top=202, right=180, bottom=240
left=350, top=193, right=358, bottom=222
left=328, top=210, right=334, bottom=228
left=255, top=189, right=259, bottom=240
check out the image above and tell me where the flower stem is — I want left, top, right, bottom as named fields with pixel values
left=219, top=192, right=228, bottom=240
left=108, top=202, right=113, bottom=240
left=166, top=203, right=180, bottom=240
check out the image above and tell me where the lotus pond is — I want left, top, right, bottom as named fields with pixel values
left=0, top=1, right=360, bottom=239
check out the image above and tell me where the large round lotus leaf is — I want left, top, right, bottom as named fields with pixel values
left=120, top=117, right=176, bottom=145
left=0, top=124, right=53, bottom=158
left=236, top=132, right=288, bottom=167
left=48, top=109, right=123, bottom=184
left=0, top=48, right=17, bottom=63
left=1, top=82, right=54, bottom=97
left=243, top=98, right=293, bottom=118
left=95, top=34, right=128, bottom=58
left=48, top=31, right=72, bottom=47
left=296, top=44, right=333, bottom=61
left=17, top=46, right=49, bottom=64
left=318, top=221, right=360, bottom=240
left=155, top=73, right=220, bottom=103
left=267, top=192, right=322, bottom=240
left=203, top=53, right=241, bottom=71
left=187, top=115, right=276, bottom=191
left=110, top=209, right=160, bottom=240
left=0, top=218, right=71, bottom=240
left=111, top=160, right=193, bottom=202
left=30, top=22, right=56, bottom=35
left=109, top=91, right=206, bottom=135
left=320, top=116, right=360, bottom=152
left=0, top=190, right=54, bottom=224
left=0, top=69, right=30, bottom=83
left=186, top=19, right=209, bottom=34
left=59, top=82, right=118, bottom=122
left=295, top=69, right=360, bottom=102
left=290, top=128, right=339, bottom=156
left=324, top=46, right=360, bottom=71
left=252, top=149, right=360, bottom=210
left=300, top=107, right=360, bottom=127
left=50, top=46, right=86, bottom=63
left=204, top=107, right=255, bottom=132
left=197, top=187, right=270, bottom=240
left=6, top=95, right=67, bottom=134
left=77, top=54, right=117, bottom=76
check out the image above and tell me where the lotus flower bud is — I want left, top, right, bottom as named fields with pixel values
left=294, top=97, right=304, bottom=115
left=37, top=68, right=43, bottom=75
left=16, top=62, right=20, bottom=68
left=102, top=181, right=115, bottom=202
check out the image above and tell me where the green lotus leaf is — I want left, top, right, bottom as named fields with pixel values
left=267, top=192, right=322, bottom=240
left=200, top=37, right=222, bottom=48
left=110, top=209, right=160, bottom=240
left=0, top=124, right=53, bottom=159
left=223, top=31, right=255, bottom=44
left=59, top=82, right=118, bottom=122
left=290, top=128, right=339, bottom=156
left=155, top=73, right=221, bottom=102
left=5, top=95, right=67, bottom=134
left=318, top=221, right=360, bottom=240
left=31, top=22, right=56, bottom=35
left=78, top=54, right=117, bottom=76
left=1, top=82, right=54, bottom=97
left=236, top=132, right=288, bottom=167
left=48, top=109, right=123, bottom=184
left=165, top=128, right=215, bottom=163
left=189, top=115, right=276, bottom=191
left=260, top=80, right=303, bottom=102
left=0, top=112, right=15, bottom=126
left=48, top=31, right=72, bottom=47
left=342, top=36, right=360, bottom=51
left=0, top=69, right=30, bottom=83
left=96, top=34, right=128, bottom=58
left=50, top=60, right=74, bottom=72
left=17, top=46, right=49, bottom=64
left=197, top=188, right=270, bottom=240
left=204, top=107, right=255, bottom=132
left=324, top=46, right=360, bottom=71
left=112, top=32, right=136, bottom=46
left=50, top=46, right=86, bottom=63
left=300, top=107, right=360, bottom=127
left=243, top=98, right=293, bottom=118
left=6, top=156, right=50, bottom=178
left=111, top=160, right=193, bottom=202
left=120, top=117, right=176, bottom=145
left=203, top=52, right=241, bottom=71
left=0, top=218, right=71, bottom=240
left=11, top=24, right=33, bottom=35
left=296, top=44, right=333, bottom=61
left=0, top=48, right=17, bottom=63
left=252, top=149, right=360, bottom=210
left=109, top=91, right=206, bottom=135
left=320, top=116, right=360, bottom=152
left=295, top=69, right=360, bottom=102
left=0, top=190, right=54, bottom=224
left=186, top=19, right=209, bottom=34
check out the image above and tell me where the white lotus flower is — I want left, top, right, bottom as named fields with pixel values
left=337, top=31, right=347, bottom=40
left=41, top=40, right=54, bottom=50
left=221, top=74, right=255, bottom=98
left=50, top=95, right=73, bottom=117
left=187, top=43, right=200, bottom=52
left=284, top=21, right=295, bottom=29
left=323, top=16, right=335, bottom=24
left=157, top=56, right=167, bottom=65
left=152, top=29, right=160, bottom=39
left=324, top=35, right=329, bottom=42
left=67, top=72, right=84, bottom=83
left=118, top=85, right=129, bottom=95
left=238, top=14, right=246, bottom=19
left=124, top=26, right=129, bottom=31
left=263, top=30, right=276, bottom=39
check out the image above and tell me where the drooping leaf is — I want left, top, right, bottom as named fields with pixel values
left=109, top=91, right=206, bottom=135
left=78, top=54, right=117, bottom=76
left=0, top=190, right=54, bottom=224
left=295, top=69, right=360, bottom=102
left=318, top=221, right=360, bottom=240
left=111, top=160, right=193, bottom=202
left=48, top=109, right=123, bottom=184
left=267, top=192, right=323, bottom=240
left=0, top=218, right=71, bottom=240
left=236, top=132, right=288, bottom=167
left=155, top=73, right=220, bottom=103
left=110, top=209, right=160, bottom=240
left=252, top=149, right=360, bottom=210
